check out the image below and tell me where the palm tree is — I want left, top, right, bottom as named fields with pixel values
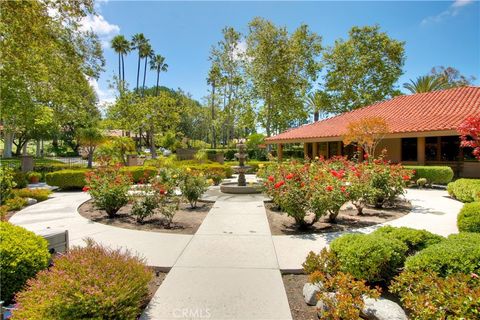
left=403, top=75, right=448, bottom=94
left=131, top=33, right=147, bottom=92
left=149, top=54, right=169, bottom=96
left=306, top=90, right=330, bottom=122
left=141, top=43, right=154, bottom=95
left=110, top=35, right=131, bottom=91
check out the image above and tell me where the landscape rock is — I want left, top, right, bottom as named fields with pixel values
left=362, top=297, right=407, bottom=320
left=302, top=282, right=323, bottom=305
left=26, top=198, right=37, bottom=205
left=315, top=292, right=336, bottom=317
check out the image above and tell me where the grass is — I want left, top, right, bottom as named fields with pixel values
left=0, top=157, right=64, bottom=166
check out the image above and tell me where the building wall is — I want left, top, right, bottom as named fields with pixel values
left=375, top=138, right=401, bottom=162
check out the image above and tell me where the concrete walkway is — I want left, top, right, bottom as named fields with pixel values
left=141, top=200, right=292, bottom=320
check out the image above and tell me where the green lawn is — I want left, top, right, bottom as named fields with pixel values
left=0, top=157, right=64, bottom=166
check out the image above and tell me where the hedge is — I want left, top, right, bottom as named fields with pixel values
left=0, top=222, right=50, bottom=303
left=404, top=232, right=480, bottom=277
left=457, top=202, right=480, bottom=233
left=330, top=233, right=408, bottom=283
left=45, top=169, right=88, bottom=189
left=405, top=166, right=454, bottom=185
left=372, top=226, right=444, bottom=254
left=120, top=166, right=157, bottom=183
left=447, top=178, right=480, bottom=202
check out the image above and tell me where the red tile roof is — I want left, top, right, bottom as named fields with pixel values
left=266, top=86, right=480, bottom=142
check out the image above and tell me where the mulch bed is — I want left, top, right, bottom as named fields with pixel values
left=266, top=200, right=411, bottom=235
left=78, top=200, right=212, bottom=235
left=140, top=268, right=168, bottom=316
left=282, top=274, right=318, bottom=320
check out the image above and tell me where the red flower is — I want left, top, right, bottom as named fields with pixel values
left=82, top=186, right=90, bottom=192
left=268, top=176, right=275, bottom=182
left=330, top=169, right=345, bottom=179
left=274, top=181, right=285, bottom=189
left=300, top=182, right=305, bottom=188
left=341, top=186, right=347, bottom=193
left=286, top=173, right=295, bottom=180
left=402, top=175, right=410, bottom=181
left=159, top=189, right=167, bottom=195
left=325, top=185, right=334, bottom=192
left=355, top=172, right=361, bottom=178
left=364, top=153, right=369, bottom=159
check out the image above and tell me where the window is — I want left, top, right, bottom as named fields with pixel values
left=401, top=138, right=417, bottom=161
left=440, top=136, right=460, bottom=161
left=328, top=142, right=339, bottom=158
left=425, top=137, right=439, bottom=161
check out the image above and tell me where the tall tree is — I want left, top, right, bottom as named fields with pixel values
left=207, top=63, right=221, bottom=147
left=110, top=34, right=131, bottom=89
left=245, top=18, right=322, bottom=136
left=403, top=75, right=448, bottom=94
left=77, top=126, right=104, bottom=168
left=141, top=42, right=154, bottom=95
left=306, top=90, right=331, bottom=122
left=430, top=66, right=476, bottom=88
left=149, top=54, right=169, bottom=96
left=322, top=25, right=405, bottom=113
left=131, top=33, right=147, bottom=92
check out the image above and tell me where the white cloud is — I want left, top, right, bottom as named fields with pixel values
left=88, top=78, right=116, bottom=106
left=422, top=0, right=475, bottom=25
left=80, top=14, right=119, bottom=36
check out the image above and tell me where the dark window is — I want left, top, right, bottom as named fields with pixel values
left=440, top=136, right=460, bottom=161
left=425, top=137, right=439, bottom=161
left=343, top=143, right=356, bottom=159
left=401, top=138, right=417, bottom=161
left=328, top=142, right=339, bottom=158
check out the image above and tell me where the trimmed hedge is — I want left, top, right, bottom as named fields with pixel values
left=447, top=178, right=480, bottom=202
left=404, top=232, right=480, bottom=277
left=46, top=169, right=88, bottom=189
left=120, top=166, right=157, bottom=183
left=372, top=226, right=444, bottom=254
left=405, top=166, right=454, bottom=185
left=330, top=233, right=408, bottom=283
left=13, top=189, right=52, bottom=202
left=457, top=202, right=480, bottom=233
left=0, top=222, right=50, bottom=303
left=12, top=242, right=153, bottom=319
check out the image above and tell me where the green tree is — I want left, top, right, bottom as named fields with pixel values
left=403, top=75, right=448, bottom=94
left=430, top=66, right=476, bottom=88
left=245, top=18, right=322, bottom=136
left=77, top=127, right=104, bottom=168
left=149, top=54, right=169, bottom=96
left=131, top=33, right=147, bottom=92
left=207, top=63, right=222, bottom=147
left=322, top=25, right=405, bottom=113
left=110, top=35, right=131, bottom=89
left=306, top=90, right=331, bottom=122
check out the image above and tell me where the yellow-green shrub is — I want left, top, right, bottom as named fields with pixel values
left=45, top=169, right=88, bottom=189
left=13, top=189, right=52, bottom=202
left=447, top=178, right=480, bottom=203
left=457, top=202, right=480, bottom=233
left=405, top=165, right=454, bottom=185
left=4, top=196, right=28, bottom=211
left=120, top=166, right=157, bottom=183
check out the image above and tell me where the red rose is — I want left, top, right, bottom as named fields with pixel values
left=325, top=185, right=334, bottom=192
left=82, top=186, right=90, bottom=192
left=268, top=176, right=275, bottom=182
left=364, top=154, right=369, bottom=159
left=341, top=186, right=347, bottom=193
left=159, top=189, right=167, bottom=195
left=286, top=173, right=294, bottom=180
left=402, top=175, right=410, bottom=181
left=274, top=181, right=285, bottom=189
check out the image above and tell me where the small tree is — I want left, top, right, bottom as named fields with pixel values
left=77, top=127, right=104, bottom=168
left=343, top=117, right=389, bottom=158
left=458, top=114, right=480, bottom=160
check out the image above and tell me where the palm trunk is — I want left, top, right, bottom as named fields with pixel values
left=155, top=69, right=160, bottom=96
left=118, top=53, right=121, bottom=82
left=142, top=56, right=148, bottom=96
left=314, top=111, right=319, bottom=122
left=136, top=54, right=141, bottom=92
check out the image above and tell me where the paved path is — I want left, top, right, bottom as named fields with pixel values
left=10, top=188, right=462, bottom=319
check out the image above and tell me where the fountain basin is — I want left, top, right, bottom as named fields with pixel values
left=220, top=182, right=262, bottom=194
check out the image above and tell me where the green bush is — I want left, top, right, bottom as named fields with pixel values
left=120, top=166, right=157, bottom=183
left=405, top=165, right=454, bottom=185
left=179, top=170, right=209, bottom=208
left=0, top=222, right=50, bottom=303
left=447, top=178, right=480, bottom=202
left=13, top=171, right=28, bottom=189
left=329, top=233, right=408, bottom=283
left=372, top=226, right=444, bottom=254
left=4, top=196, right=28, bottom=211
left=12, top=241, right=153, bottom=320
left=13, top=189, right=52, bottom=202
left=390, top=270, right=480, bottom=320
left=45, top=169, right=88, bottom=189
left=457, top=202, right=480, bottom=233
left=1, top=166, right=16, bottom=204
left=404, top=232, right=480, bottom=277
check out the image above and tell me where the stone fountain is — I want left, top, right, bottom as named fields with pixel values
left=220, top=138, right=262, bottom=194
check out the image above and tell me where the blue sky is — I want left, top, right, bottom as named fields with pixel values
left=85, top=0, right=480, bottom=104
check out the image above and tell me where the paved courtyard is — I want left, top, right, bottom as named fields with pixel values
left=10, top=188, right=462, bottom=319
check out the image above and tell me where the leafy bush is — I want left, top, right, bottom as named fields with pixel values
left=0, top=222, right=50, bottom=303
left=447, top=178, right=480, bottom=203
left=416, top=177, right=427, bottom=188
left=458, top=202, right=480, bottom=233
left=1, top=166, right=16, bottom=204
left=330, top=233, right=408, bottom=283
left=404, top=232, right=480, bottom=277
left=85, top=165, right=132, bottom=217
left=131, top=189, right=158, bottom=223
left=45, top=169, right=88, bottom=189
left=12, top=241, right=153, bottom=320
left=390, top=271, right=480, bottom=320
left=13, top=171, right=28, bottom=189
left=372, top=226, right=444, bottom=254
left=13, top=188, right=52, bottom=202
left=4, top=196, right=28, bottom=211
left=179, top=169, right=209, bottom=208
left=405, top=165, right=454, bottom=185
left=27, top=171, right=42, bottom=183
left=120, top=166, right=157, bottom=183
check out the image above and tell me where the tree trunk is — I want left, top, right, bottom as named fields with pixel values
left=36, top=139, right=41, bottom=157
left=150, top=128, right=157, bottom=159
left=136, top=54, right=141, bottom=91
left=142, top=56, right=148, bottom=95
left=23, top=142, right=28, bottom=156
left=155, top=69, right=160, bottom=96
left=87, top=151, right=93, bottom=168
left=3, top=131, right=13, bottom=158
left=118, top=52, right=121, bottom=82
left=314, top=111, right=319, bottom=122
left=211, top=81, right=216, bottom=148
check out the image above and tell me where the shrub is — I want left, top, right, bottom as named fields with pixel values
left=458, top=202, right=480, bottom=233
left=120, top=166, right=157, bottom=183
left=330, top=233, right=408, bottom=283
left=179, top=169, right=209, bottom=208
left=45, top=169, right=88, bottom=189
left=4, top=196, right=28, bottom=211
left=131, top=190, right=158, bottom=223
left=405, top=165, right=454, bottom=185
left=390, top=271, right=480, bottom=320
left=13, top=188, right=52, bottom=202
left=13, top=171, right=28, bottom=189
left=12, top=241, right=153, bottom=320
left=416, top=177, right=427, bottom=188
left=0, top=166, right=16, bottom=204
left=0, top=222, right=50, bottom=303
left=27, top=171, right=41, bottom=184
left=447, top=178, right=480, bottom=203
left=372, top=226, right=444, bottom=254
left=85, top=165, right=132, bottom=217
left=404, top=232, right=480, bottom=277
